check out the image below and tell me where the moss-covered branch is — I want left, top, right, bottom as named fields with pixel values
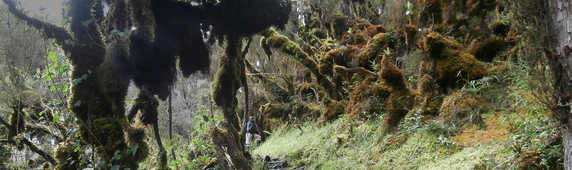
left=2, top=0, right=72, bottom=50
left=261, top=28, right=341, bottom=99
left=245, top=60, right=291, bottom=102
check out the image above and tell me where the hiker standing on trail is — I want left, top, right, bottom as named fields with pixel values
left=245, top=116, right=261, bottom=148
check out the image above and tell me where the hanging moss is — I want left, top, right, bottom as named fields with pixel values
left=212, top=36, right=244, bottom=129
left=127, top=91, right=159, bottom=125
left=210, top=0, right=291, bottom=36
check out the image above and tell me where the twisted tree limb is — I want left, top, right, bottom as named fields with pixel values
left=261, top=28, right=341, bottom=100
left=2, top=0, right=72, bottom=50
left=245, top=60, right=290, bottom=102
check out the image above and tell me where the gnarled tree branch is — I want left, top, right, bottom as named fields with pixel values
left=2, top=0, right=72, bottom=50
left=261, top=28, right=341, bottom=99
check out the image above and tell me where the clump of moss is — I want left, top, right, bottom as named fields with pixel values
left=384, top=88, right=418, bottom=133
left=491, top=20, right=510, bottom=37
left=297, top=82, right=325, bottom=102
left=89, top=117, right=128, bottom=160
left=54, top=142, right=81, bottom=170
left=346, top=76, right=390, bottom=120
left=421, top=32, right=488, bottom=89
left=379, top=55, right=419, bottom=133
left=125, top=121, right=149, bottom=164
left=259, top=102, right=321, bottom=126
left=467, top=37, right=509, bottom=62
left=260, top=103, right=292, bottom=119
left=319, top=47, right=360, bottom=76
left=320, top=100, right=346, bottom=122
left=417, top=74, right=444, bottom=116
left=210, top=122, right=249, bottom=170
left=466, top=0, right=498, bottom=17
left=421, top=32, right=463, bottom=58
left=419, top=0, right=443, bottom=26
left=364, top=25, right=386, bottom=37
left=439, top=91, right=487, bottom=127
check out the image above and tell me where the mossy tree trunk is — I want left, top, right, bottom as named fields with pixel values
left=211, top=34, right=251, bottom=169
left=547, top=0, right=572, bottom=169
left=3, top=0, right=149, bottom=168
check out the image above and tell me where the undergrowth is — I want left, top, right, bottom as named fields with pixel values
left=252, top=61, right=562, bottom=169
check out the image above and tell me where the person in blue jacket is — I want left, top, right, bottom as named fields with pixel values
left=247, top=116, right=255, bottom=133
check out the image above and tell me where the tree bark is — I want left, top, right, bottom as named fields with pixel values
left=548, top=0, right=572, bottom=169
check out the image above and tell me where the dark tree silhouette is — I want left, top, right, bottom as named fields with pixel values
left=2, top=0, right=290, bottom=169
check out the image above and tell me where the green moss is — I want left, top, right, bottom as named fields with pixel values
left=320, top=100, right=346, bottom=122
left=422, top=32, right=462, bottom=59
left=54, top=142, right=81, bottom=170
left=421, top=32, right=488, bottom=88
left=125, top=123, right=149, bottom=163
left=347, top=77, right=390, bottom=120
left=212, top=35, right=244, bottom=129
left=262, top=28, right=340, bottom=99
